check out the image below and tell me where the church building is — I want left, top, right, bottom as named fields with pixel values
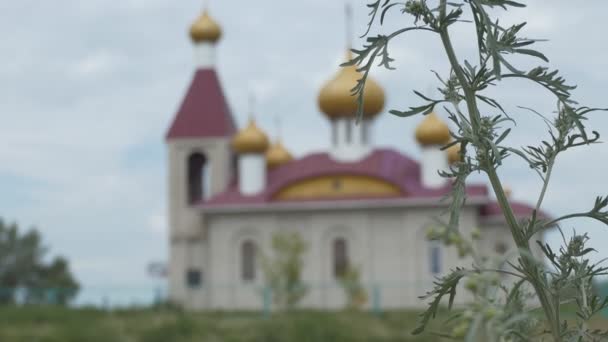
left=165, top=8, right=539, bottom=310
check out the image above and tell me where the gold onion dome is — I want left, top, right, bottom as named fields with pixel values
left=232, top=119, right=269, bottom=154
left=266, top=140, right=293, bottom=168
left=447, top=142, right=461, bottom=164
left=318, top=51, right=385, bottom=120
left=415, top=112, right=451, bottom=146
left=190, top=10, right=222, bottom=43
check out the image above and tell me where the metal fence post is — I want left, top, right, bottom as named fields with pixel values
left=47, top=288, right=58, bottom=305
left=263, top=286, right=272, bottom=318
left=154, top=286, right=162, bottom=306
left=371, top=284, right=381, bottom=316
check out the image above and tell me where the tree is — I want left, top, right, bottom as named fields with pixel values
left=337, top=265, right=368, bottom=311
left=350, top=1, right=608, bottom=340
left=0, top=219, right=79, bottom=305
left=261, top=231, right=308, bottom=311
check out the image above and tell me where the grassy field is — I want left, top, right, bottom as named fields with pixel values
left=0, top=307, right=446, bottom=342
left=0, top=306, right=607, bottom=341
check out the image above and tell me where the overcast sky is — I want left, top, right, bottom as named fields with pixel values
left=1, top=1, right=607, bottom=295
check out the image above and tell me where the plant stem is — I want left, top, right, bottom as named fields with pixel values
left=544, top=213, right=591, bottom=228
left=437, top=1, right=561, bottom=339
left=535, top=155, right=556, bottom=212
left=580, top=276, right=589, bottom=334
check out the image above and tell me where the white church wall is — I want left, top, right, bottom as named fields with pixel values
left=420, top=147, right=449, bottom=188
left=168, top=238, right=188, bottom=305
left=174, top=204, right=507, bottom=311
left=315, top=213, right=363, bottom=310
left=478, top=222, right=514, bottom=258
left=205, top=214, right=272, bottom=310
left=194, top=42, right=216, bottom=69
left=368, top=210, right=408, bottom=309
left=276, top=214, right=319, bottom=308
left=186, top=238, right=207, bottom=310
left=238, top=154, right=266, bottom=195
left=411, top=208, right=444, bottom=308
left=167, top=138, right=233, bottom=239
left=168, top=237, right=209, bottom=310
left=407, top=206, right=483, bottom=308
left=166, top=138, right=232, bottom=310
left=229, top=228, right=265, bottom=309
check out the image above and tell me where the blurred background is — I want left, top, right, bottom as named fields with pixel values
left=0, top=0, right=607, bottom=326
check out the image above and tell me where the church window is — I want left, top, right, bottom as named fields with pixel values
left=333, top=238, right=349, bottom=278
left=188, top=153, right=208, bottom=204
left=241, top=240, right=257, bottom=282
left=186, top=268, right=202, bottom=289
left=495, top=241, right=508, bottom=255
left=429, top=241, right=441, bottom=275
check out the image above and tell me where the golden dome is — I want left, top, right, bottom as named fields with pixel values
left=447, top=143, right=461, bottom=164
left=318, top=51, right=385, bottom=120
left=190, top=11, right=222, bottom=43
left=415, top=112, right=451, bottom=146
left=266, top=140, right=293, bottom=169
left=232, top=119, right=269, bottom=154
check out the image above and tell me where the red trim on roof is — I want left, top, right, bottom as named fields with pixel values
left=166, top=69, right=236, bottom=140
left=199, top=149, right=489, bottom=207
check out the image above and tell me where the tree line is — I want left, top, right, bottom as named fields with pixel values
left=0, top=218, right=79, bottom=305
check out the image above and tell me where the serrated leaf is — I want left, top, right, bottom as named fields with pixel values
left=514, top=48, right=549, bottom=63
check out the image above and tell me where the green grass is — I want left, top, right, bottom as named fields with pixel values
left=0, top=306, right=445, bottom=342
left=1, top=306, right=606, bottom=341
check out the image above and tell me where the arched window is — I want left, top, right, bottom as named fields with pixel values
left=429, top=240, right=441, bottom=275
left=188, top=153, right=207, bottom=204
left=333, top=238, right=349, bottom=278
left=202, top=162, right=211, bottom=200
left=241, top=240, right=257, bottom=282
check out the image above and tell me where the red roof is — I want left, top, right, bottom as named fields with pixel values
left=201, top=149, right=489, bottom=207
left=166, top=69, right=236, bottom=140
left=197, top=148, right=547, bottom=221
left=480, top=201, right=548, bottom=220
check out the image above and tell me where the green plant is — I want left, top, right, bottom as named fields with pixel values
left=337, top=265, right=368, bottom=311
left=0, top=306, right=453, bottom=341
left=0, top=219, right=79, bottom=305
left=348, top=1, right=608, bottom=340
left=261, top=231, right=308, bottom=311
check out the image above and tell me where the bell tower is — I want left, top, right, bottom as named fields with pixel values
left=165, top=7, right=235, bottom=306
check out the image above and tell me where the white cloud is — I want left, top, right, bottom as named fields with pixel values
left=71, top=50, right=125, bottom=78
left=147, top=213, right=167, bottom=235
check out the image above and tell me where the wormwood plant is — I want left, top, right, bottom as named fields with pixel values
left=347, top=1, right=608, bottom=340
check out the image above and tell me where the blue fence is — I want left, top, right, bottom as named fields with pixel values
left=0, top=285, right=167, bottom=309
left=0, top=282, right=397, bottom=313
